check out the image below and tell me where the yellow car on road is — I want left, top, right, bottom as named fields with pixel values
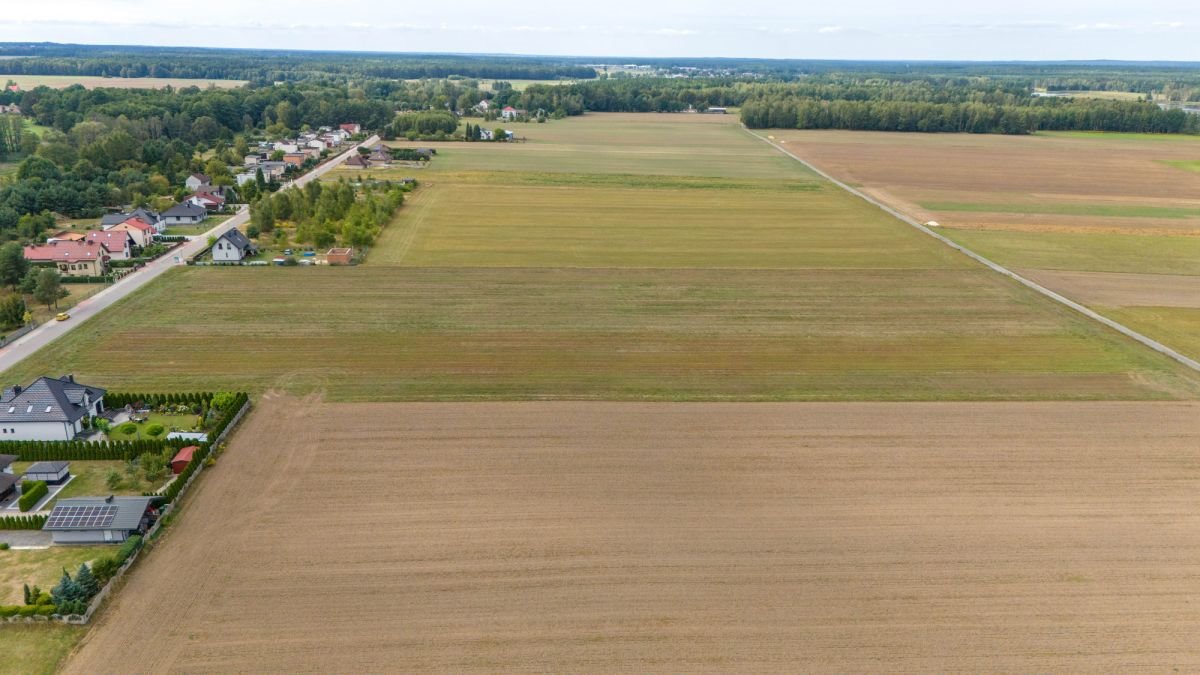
left=55, top=312, right=70, bottom=321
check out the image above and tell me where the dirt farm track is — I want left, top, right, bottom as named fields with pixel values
left=66, top=396, right=1200, bottom=673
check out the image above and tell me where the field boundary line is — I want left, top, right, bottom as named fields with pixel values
left=376, top=184, right=440, bottom=265
left=743, top=127, right=1200, bottom=374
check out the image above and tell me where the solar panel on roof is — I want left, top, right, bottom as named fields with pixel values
left=46, top=504, right=118, bottom=529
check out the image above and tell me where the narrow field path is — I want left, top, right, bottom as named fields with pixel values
left=745, top=128, right=1200, bottom=374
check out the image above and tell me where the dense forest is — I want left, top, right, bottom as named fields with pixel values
left=0, top=44, right=596, bottom=83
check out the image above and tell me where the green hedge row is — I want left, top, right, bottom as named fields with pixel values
left=61, top=275, right=113, bottom=284
left=0, top=605, right=56, bottom=618
left=0, top=514, right=47, bottom=530
left=18, top=481, right=47, bottom=512
left=0, top=437, right=194, bottom=462
left=105, top=392, right=216, bottom=409
left=160, top=393, right=248, bottom=506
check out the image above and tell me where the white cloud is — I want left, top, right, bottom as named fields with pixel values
left=817, top=25, right=845, bottom=34
left=1069, top=22, right=1124, bottom=31
left=651, top=28, right=699, bottom=36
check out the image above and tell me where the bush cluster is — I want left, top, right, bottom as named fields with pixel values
left=91, top=535, right=143, bottom=585
left=105, top=391, right=215, bottom=409
left=0, top=437, right=193, bottom=462
left=18, top=481, right=47, bottom=512
left=0, top=514, right=48, bottom=530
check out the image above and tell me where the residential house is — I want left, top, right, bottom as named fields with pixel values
left=85, top=230, right=134, bottom=260
left=282, top=152, right=307, bottom=167
left=501, top=106, right=526, bottom=120
left=162, top=202, right=207, bottom=227
left=23, top=240, right=109, bottom=277
left=0, top=454, right=14, bottom=474
left=187, top=191, right=226, bottom=212
left=185, top=173, right=212, bottom=192
left=474, top=99, right=491, bottom=113
left=344, top=154, right=369, bottom=168
left=307, top=139, right=328, bottom=151
left=0, top=103, right=19, bottom=115
left=0, top=375, right=106, bottom=441
left=274, top=142, right=299, bottom=154
left=328, top=128, right=351, bottom=143
left=23, top=461, right=71, bottom=485
left=43, top=495, right=156, bottom=544
left=107, top=217, right=156, bottom=247
left=235, top=172, right=257, bottom=186
left=0, top=474, right=15, bottom=503
left=211, top=228, right=257, bottom=263
left=257, top=161, right=287, bottom=180
left=102, top=208, right=163, bottom=233
left=339, top=123, right=362, bottom=135
left=243, top=154, right=264, bottom=167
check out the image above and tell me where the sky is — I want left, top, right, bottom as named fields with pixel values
left=2, top=0, right=1199, bottom=61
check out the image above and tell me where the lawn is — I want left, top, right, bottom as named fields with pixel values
left=10, top=460, right=173, bottom=508
left=1162, top=159, right=1200, bottom=174
left=0, top=625, right=87, bottom=675
left=0, top=546, right=110, bottom=605
left=162, top=214, right=232, bottom=237
left=105, top=413, right=203, bottom=441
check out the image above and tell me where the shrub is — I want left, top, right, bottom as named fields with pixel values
left=0, top=605, right=20, bottom=617
left=34, top=604, right=56, bottom=616
left=35, top=591, right=51, bottom=605
left=91, top=555, right=120, bottom=583
left=145, top=423, right=165, bottom=438
left=18, top=605, right=37, bottom=617
left=105, top=469, right=122, bottom=490
left=117, top=422, right=138, bottom=436
left=18, top=481, right=48, bottom=511
left=117, top=534, right=143, bottom=562
left=0, top=542, right=8, bottom=550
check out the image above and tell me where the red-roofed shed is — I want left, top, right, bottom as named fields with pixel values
left=171, top=446, right=199, bottom=475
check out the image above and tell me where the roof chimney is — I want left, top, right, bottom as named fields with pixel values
left=105, top=495, right=114, bottom=503
left=62, top=374, right=74, bottom=383
left=11, top=385, right=20, bottom=395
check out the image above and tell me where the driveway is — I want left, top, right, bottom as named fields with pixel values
left=0, top=530, right=52, bottom=549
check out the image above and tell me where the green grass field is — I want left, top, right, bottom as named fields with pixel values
left=0, top=625, right=87, bottom=675
left=4, top=113, right=1199, bottom=401
left=939, top=227, right=1200, bottom=275
left=922, top=201, right=1200, bottom=220
left=1162, top=159, right=1200, bottom=174
left=1101, top=307, right=1200, bottom=361
left=0, top=74, right=246, bottom=90
left=1, top=265, right=1195, bottom=401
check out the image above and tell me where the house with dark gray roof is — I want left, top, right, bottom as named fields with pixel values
left=0, top=375, right=106, bottom=441
left=102, top=207, right=163, bottom=233
left=43, top=495, right=156, bottom=544
left=0, top=453, right=15, bottom=474
left=23, top=460, right=71, bottom=485
left=212, top=228, right=257, bottom=263
left=162, top=202, right=207, bottom=226
left=0, top=473, right=16, bottom=503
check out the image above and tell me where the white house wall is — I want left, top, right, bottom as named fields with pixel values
left=0, top=420, right=77, bottom=441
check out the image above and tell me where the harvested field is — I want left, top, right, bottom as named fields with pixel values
left=1021, top=270, right=1200, bottom=308
left=759, top=128, right=1200, bottom=360
left=66, top=396, right=1200, bottom=673
left=0, top=74, right=247, bottom=90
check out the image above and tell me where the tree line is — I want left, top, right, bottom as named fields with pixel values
left=250, top=178, right=407, bottom=249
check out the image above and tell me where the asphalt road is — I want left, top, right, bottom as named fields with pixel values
left=0, top=135, right=380, bottom=373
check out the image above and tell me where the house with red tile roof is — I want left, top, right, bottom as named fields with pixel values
left=23, top=240, right=110, bottom=277
left=85, top=230, right=134, bottom=260
left=187, top=191, right=226, bottom=212
left=106, top=217, right=156, bottom=247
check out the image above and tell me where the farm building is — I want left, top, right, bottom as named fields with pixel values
left=23, top=461, right=71, bottom=485
left=0, top=474, right=16, bottom=502
left=171, top=446, right=198, bottom=475
left=42, top=496, right=156, bottom=544
left=212, top=229, right=258, bottom=263
left=0, top=375, right=106, bottom=441
left=326, top=248, right=354, bottom=265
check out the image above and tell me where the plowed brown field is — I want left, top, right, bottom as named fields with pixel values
left=66, top=396, right=1200, bottom=673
